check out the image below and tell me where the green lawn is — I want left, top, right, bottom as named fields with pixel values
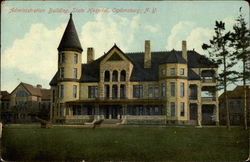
left=1, top=125, right=248, bottom=161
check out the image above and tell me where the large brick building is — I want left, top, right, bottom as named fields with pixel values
left=50, top=14, right=219, bottom=125
left=0, top=82, right=51, bottom=123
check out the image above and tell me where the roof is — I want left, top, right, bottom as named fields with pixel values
left=11, top=82, right=50, bottom=98
left=1, top=91, right=10, bottom=100
left=81, top=50, right=213, bottom=82
left=219, top=85, right=250, bottom=100
left=41, top=89, right=51, bottom=100
left=187, top=50, right=217, bottom=68
left=21, top=82, right=42, bottom=96
left=50, top=49, right=216, bottom=85
left=57, top=13, right=83, bottom=52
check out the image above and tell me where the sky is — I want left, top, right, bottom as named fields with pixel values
left=1, top=1, right=249, bottom=93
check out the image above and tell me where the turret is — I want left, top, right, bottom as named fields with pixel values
left=57, top=13, right=82, bottom=109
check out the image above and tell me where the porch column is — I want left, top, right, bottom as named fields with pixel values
left=215, top=103, right=219, bottom=126
left=118, top=84, right=120, bottom=99
left=94, top=104, right=100, bottom=120
left=122, top=104, right=127, bottom=119
left=215, top=90, right=219, bottom=126
left=109, top=84, right=112, bottom=99
left=109, top=107, right=112, bottom=119
left=197, top=104, right=202, bottom=126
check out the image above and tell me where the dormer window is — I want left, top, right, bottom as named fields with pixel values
left=170, top=68, right=175, bottom=75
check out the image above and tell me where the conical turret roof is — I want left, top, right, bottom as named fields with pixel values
left=58, top=13, right=83, bottom=52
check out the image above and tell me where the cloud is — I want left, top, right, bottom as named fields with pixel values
left=223, top=16, right=237, bottom=31
left=2, top=23, right=66, bottom=81
left=2, top=13, right=160, bottom=90
left=80, top=14, right=140, bottom=62
left=166, top=21, right=195, bottom=51
left=145, top=25, right=159, bottom=33
left=166, top=21, right=214, bottom=54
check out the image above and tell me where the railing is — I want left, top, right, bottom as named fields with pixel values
left=202, top=78, right=216, bottom=83
left=201, top=97, right=216, bottom=102
left=189, top=96, right=197, bottom=100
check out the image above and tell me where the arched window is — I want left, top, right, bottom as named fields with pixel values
left=112, top=85, right=118, bottom=99
left=104, top=71, right=110, bottom=82
left=120, top=70, right=126, bottom=81
left=104, top=85, right=110, bottom=98
left=120, top=84, right=126, bottom=99
left=112, top=70, right=118, bottom=82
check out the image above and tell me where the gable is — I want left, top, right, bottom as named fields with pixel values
left=107, top=52, right=123, bottom=61
left=101, top=44, right=133, bottom=65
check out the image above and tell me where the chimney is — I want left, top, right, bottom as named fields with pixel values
left=182, top=40, right=187, bottom=61
left=144, top=40, right=151, bottom=68
left=36, top=84, right=42, bottom=89
left=87, top=47, right=95, bottom=64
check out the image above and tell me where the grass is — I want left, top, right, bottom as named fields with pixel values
left=1, top=125, right=249, bottom=161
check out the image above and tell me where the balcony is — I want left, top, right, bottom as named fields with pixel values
left=201, top=97, right=216, bottom=102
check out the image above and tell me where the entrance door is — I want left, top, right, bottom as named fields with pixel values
left=104, top=107, right=109, bottom=119
left=111, top=108, right=118, bottom=119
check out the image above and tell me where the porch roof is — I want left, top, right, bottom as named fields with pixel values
left=66, top=98, right=166, bottom=105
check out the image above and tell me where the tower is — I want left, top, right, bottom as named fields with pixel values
left=57, top=13, right=83, bottom=118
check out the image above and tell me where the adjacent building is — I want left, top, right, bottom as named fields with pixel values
left=0, top=82, right=51, bottom=123
left=219, top=85, right=250, bottom=125
left=50, top=14, right=219, bottom=126
left=0, top=91, right=11, bottom=122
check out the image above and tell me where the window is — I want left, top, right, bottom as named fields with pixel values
left=73, top=85, right=77, bottom=98
left=161, top=83, right=166, bottom=97
left=73, top=68, right=77, bottom=79
left=16, top=91, right=28, bottom=97
left=74, top=54, right=78, bottom=64
left=112, top=85, right=118, bottom=99
left=120, top=70, right=126, bottom=81
left=180, top=82, right=185, bottom=97
left=52, top=90, right=55, bottom=102
left=180, top=68, right=184, bottom=75
left=180, top=102, right=185, bottom=116
left=59, top=53, right=65, bottom=64
left=60, top=103, right=64, bottom=116
left=73, top=105, right=81, bottom=115
left=112, top=70, right=118, bottom=82
left=171, top=102, right=176, bottom=117
left=149, top=85, right=159, bottom=98
left=148, top=85, right=154, bottom=98
left=133, top=85, right=143, bottom=98
left=170, top=68, right=175, bottom=75
left=60, top=85, right=64, bottom=98
left=104, top=71, right=110, bottom=82
left=60, top=67, right=64, bottom=78
left=88, top=86, right=98, bottom=98
left=161, top=69, right=166, bottom=76
left=120, top=84, right=126, bottom=98
left=154, top=86, right=159, bottom=98
left=104, top=85, right=110, bottom=98
left=170, top=82, right=175, bottom=97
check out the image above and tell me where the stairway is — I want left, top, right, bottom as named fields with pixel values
left=102, top=119, right=122, bottom=124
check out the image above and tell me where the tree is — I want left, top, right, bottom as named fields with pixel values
left=230, top=9, right=250, bottom=130
left=202, top=21, right=238, bottom=130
